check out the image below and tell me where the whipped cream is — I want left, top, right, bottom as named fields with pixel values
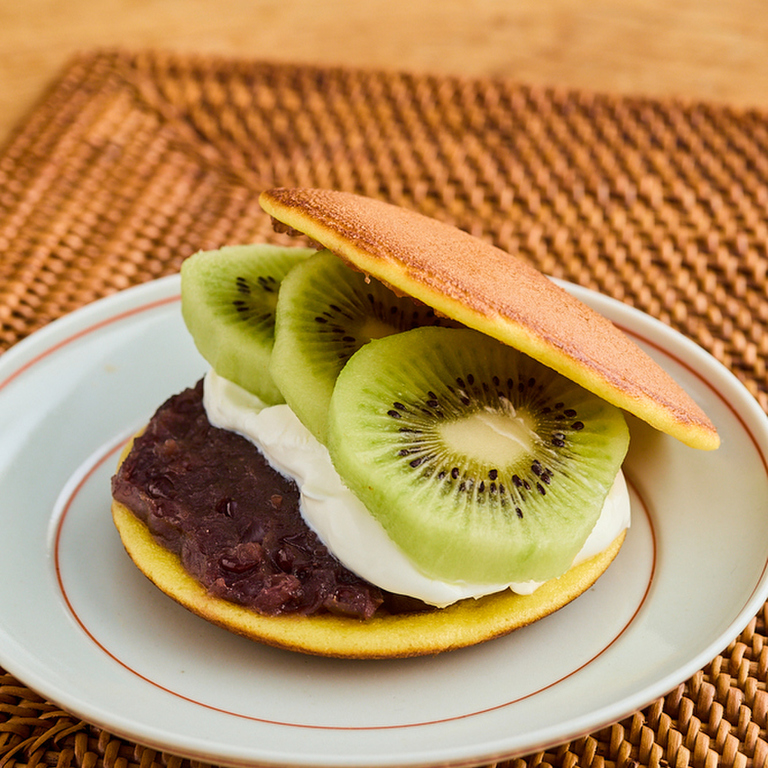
left=202, top=369, right=631, bottom=607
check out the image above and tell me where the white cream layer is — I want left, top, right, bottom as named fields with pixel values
left=202, top=369, right=631, bottom=607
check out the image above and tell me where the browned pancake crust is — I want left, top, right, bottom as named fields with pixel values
left=259, top=187, right=719, bottom=451
left=112, top=495, right=625, bottom=659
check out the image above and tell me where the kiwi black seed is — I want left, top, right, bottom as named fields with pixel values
left=180, top=244, right=315, bottom=404
left=270, top=249, right=459, bottom=441
left=327, top=326, right=629, bottom=585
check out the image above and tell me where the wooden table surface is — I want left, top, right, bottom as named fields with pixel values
left=2, top=0, right=768, bottom=148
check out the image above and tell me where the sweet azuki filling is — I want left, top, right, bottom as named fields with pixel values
left=111, top=380, right=429, bottom=620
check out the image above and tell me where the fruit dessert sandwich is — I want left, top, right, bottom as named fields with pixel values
left=111, top=187, right=719, bottom=659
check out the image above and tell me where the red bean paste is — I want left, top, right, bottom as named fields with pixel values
left=111, top=381, right=428, bottom=620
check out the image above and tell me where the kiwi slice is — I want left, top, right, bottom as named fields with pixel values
left=180, top=244, right=315, bottom=404
left=270, top=250, right=457, bottom=441
left=327, top=326, right=630, bottom=585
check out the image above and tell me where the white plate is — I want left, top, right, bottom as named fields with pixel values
left=1, top=275, right=767, bottom=768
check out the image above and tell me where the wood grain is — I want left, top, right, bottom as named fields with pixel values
left=2, top=0, right=768, bottom=146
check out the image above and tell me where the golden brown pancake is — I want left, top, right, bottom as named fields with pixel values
left=259, top=187, right=719, bottom=451
left=112, top=480, right=626, bottom=659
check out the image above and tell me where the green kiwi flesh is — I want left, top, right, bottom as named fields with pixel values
left=180, top=244, right=315, bottom=404
left=270, top=250, right=457, bottom=441
left=327, top=326, right=630, bottom=585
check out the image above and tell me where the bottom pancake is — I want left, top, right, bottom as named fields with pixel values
left=111, top=489, right=626, bottom=659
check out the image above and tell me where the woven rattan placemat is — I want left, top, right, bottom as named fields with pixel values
left=1, top=49, right=767, bottom=768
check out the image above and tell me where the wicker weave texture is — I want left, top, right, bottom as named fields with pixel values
left=1, top=50, right=767, bottom=768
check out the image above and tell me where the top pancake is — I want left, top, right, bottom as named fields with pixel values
left=259, top=187, right=719, bottom=451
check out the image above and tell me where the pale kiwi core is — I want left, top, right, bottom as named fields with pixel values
left=440, top=405, right=540, bottom=467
